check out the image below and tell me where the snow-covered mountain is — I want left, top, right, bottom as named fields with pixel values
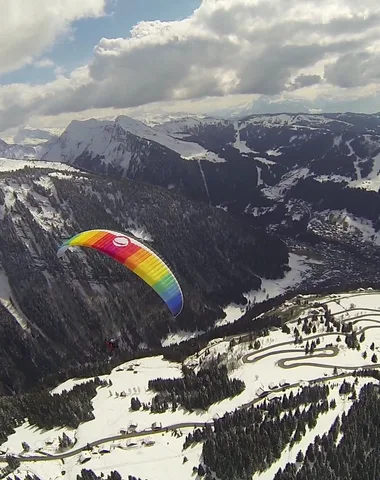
left=33, top=112, right=380, bottom=198
left=38, top=116, right=225, bottom=164
left=2, top=111, right=380, bottom=252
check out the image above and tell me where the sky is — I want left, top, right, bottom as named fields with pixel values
left=2, top=0, right=380, bottom=135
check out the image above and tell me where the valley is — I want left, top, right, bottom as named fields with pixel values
left=1, top=290, right=380, bottom=479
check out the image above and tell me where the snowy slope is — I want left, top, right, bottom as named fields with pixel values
left=232, top=120, right=258, bottom=154
left=4, top=289, right=380, bottom=480
left=116, top=115, right=223, bottom=161
left=0, top=270, right=29, bottom=330
left=0, top=158, right=77, bottom=172
left=38, top=118, right=115, bottom=164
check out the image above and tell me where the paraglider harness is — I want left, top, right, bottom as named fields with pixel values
left=105, top=339, right=118, bottom=353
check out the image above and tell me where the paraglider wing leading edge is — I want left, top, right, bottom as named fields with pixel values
left=57, top=229, right=184, bottom=317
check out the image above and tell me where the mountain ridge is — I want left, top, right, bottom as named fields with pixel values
left=3, top=111, right=380, bottom=253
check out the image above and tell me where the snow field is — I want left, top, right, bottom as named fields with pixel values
left=9, top=431, right=203, bottom=480
left=0, top=158, right=76, bottom=173
left=4, top=291, right=380, bottom=480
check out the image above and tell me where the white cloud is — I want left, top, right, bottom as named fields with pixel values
left=2, top=0, right=380, bottom=131
left=34, top=58, right=55, bottom=69
left=0, top=0, right=107, bottom=75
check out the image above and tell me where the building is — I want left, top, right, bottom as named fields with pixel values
left=99, top=447, right=111, bottom=454
left=129, top=422, right=138, bottom=432
left=126, top=441, right=138, bottom=448
left=279, top=380, right=290, bottom=387
left=143, top=439, right=155, bottom=446
left=79, top=452, right=91, bottom=464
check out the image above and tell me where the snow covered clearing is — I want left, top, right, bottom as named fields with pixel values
left=351, top=151, right=380, bottom=191
left=254, top=156, right=276, bottom=166
left=314, top=174, right=350, bottom=184
left=161, top=329, right=205, bottom=347
left=266, top=149, right=282, bottom=156
left=127, top=225, right=153, bottom=243
left=0, top=158, right=76, bottom=173
left=324, top=291, right=380, bottom=313
left=48, top=171, right=76, bottom=180
left=262, top=167, right=310, bottom=200
left=8, top=433, right=202, bottom=480
left=257, top=166, right=263, bottom=186
left=233, top=121, right=258, bottom=154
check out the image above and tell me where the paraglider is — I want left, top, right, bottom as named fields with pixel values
left=105, top=338, right=118, bottom=353
left=57, top=229, right=184, bottom=317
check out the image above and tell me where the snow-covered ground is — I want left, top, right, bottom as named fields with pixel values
left=261, top=167, right=310, bottom=200
left=4, top=289, right=380, bottom=480
left=233, top=121, right=258, bottom=154
left=0, top=158, right=76, bottom=172
left=161, top=329, right=205, bottom=348
left=0, top=270, right=28, bottom=330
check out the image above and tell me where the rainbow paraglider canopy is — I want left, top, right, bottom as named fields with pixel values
left=57, top=229, right=184, bottom=317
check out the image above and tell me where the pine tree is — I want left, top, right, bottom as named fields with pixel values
left=296, top=450, right=304, bottom=462
left=21, top=441, right=30, bottom=452
left=198, top=464, right=206, bottom=476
